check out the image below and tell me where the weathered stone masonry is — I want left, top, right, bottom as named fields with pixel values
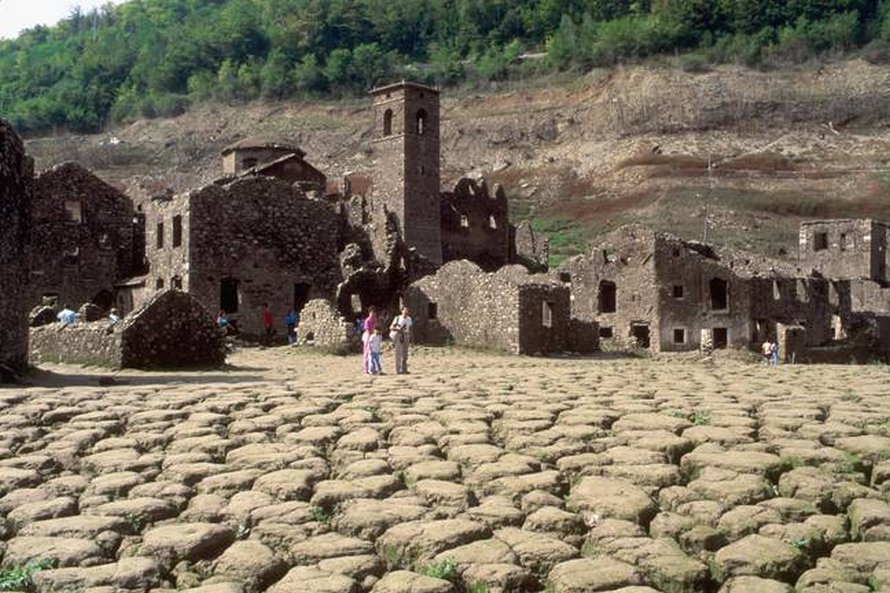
left=405, top=260, right=574, bottom=354
left=30, top=162, right=137, bottom=309
left=145, top=177, right=342, bottom=336
left=0, top=119, right=33, bottom=373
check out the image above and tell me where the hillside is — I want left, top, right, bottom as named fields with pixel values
left=23, top=60, right=890, bottom=266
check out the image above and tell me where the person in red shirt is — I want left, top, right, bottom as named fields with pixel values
left=262, top=303, right=274, bottom=345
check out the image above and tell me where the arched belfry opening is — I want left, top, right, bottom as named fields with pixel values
left=383, top=109, right=393, bottom=136
left=416, top=109, right=427, bottom=135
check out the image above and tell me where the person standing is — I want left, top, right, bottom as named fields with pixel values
left=770, top=340, right=779, bottom=366
left=368, top=328, right=384, bottom=375
left=285, top=308, right=298, bottom=345
left=362, top=306, right=378, bottom=374
left=262, top=303, right=274, bottom=345
left=390, top=306, right=413, bottom=374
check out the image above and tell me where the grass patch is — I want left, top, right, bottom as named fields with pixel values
left=308, top=506, right=331, bottom=524
left=530, top=217, right=590, bottom=268
left=416, top=558, right=458, bottom=581
left=689, top=409, right=711, bottom=426
left=0, top=559, right=58, bottom=592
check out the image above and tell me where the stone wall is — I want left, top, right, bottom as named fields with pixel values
left=799, top=219, right=889, bottom=282
left=30, top=323, right=123, bottom=367
left=405, top=260, right=572, bottom=354
left=298, top=299, right=360, bottom=351
left=30, top=162, right=136, bottom=310
left=441, top=178, right=511, bottom=271
left=0, top=119, right=33, bottom=374
left=30, top=290, right=224, bottom=369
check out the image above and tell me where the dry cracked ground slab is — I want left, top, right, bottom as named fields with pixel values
left=1, top=347, right=889, bottom=593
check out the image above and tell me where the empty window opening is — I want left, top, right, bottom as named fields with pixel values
left=542, top=301, right=553, bottom=328
left=773, top=281, right=781, bottom=301
left=64, top=200, right=83, bottom=224
left=814, top=232, right=829, bottom=251
left=172, top=215, right=182, bottom=248
left=489, top=215, right=498, bottom=230
left=220, top=278, right=239, bottom=313
left=294, top=282, right=312, bottom=313
left=672, top=285, right=684, bottom=299
left=420, top=165, right=425, bottom=175
left=599, top=326, right=614, bottom=339
left=428, top=302, right=438, bottom=320
left=839, top=233, right=848, bottom=251
left=171, top=276, right=182, bottom=290
left=156, top=278, right=165, bottom=290
left=673, top=328, right=687, bottom=344
left=709, top=277, right=728, bottom=311
left=156, top=221, right=164, bottom=249
left=383, top=109, right=393, bottom=136
left=416, top=109, right=427, bottom=135
left=598, top=280, right=617, bottom=313
left=460, top=214, right=469, bottom=228
left=559, top=272, right=572, bottom=284
left=631, top=323, right=650, bottom=349
left=712, top=327, right=729, bottom=349
left=798, top=280, right=809, bottom=303
left=241, top=157, right=258, bottom=170
left=672, top=248, right=681, bottom=257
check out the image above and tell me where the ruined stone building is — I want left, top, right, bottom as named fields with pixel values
left=441, top=178, right=512, bottom=271
left=404, top=260, right=583, bottom=354
left=221, top=136, right=326, bottom=192
left=30, top=162, right=139, bottom=310
left=799, top=219, right=890, bottom=282
left=136, top=177, right=342, bottom=336
left=0, top=118, right=33, bottom=374
left=560, top=223, right=890, bottom=359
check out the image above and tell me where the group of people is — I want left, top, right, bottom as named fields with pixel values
left=217, top=305, right=300, bottom=345
left=56, top=304, right=120, bottom=327
left=761, top=339, right=780, bottom=366
left=359, top=306, right=413, bottom=375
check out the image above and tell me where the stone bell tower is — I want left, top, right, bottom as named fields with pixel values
left=370, top=81, right=442, bottom=265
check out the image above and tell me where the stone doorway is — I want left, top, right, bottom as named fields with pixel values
left=631, top=323, right=650, bottom=349
left=294, top=282, right=312, bottom=313
left=713, top=327, right=729, bottom=349
left=220, top=278, right=239, bottom=314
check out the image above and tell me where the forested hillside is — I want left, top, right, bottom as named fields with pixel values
left=1, top=0, right=889, bottom=134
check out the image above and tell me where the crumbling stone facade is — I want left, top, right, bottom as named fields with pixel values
left=370, top=81, right=442, bottom=265
left=30, top=162, right=137, bottom=310
left=143, top=177, right=342, bottom=336
left=799, top=219, right=890, bottom=282
left=441, top=178, right=512, bottom=271
left=561, top=222, right=890, bottom=358
left=404, top=260, right=577, bottom=354
left=30, top=290, right=224, bottom=369
left=0, top=119, right=33, bottom=374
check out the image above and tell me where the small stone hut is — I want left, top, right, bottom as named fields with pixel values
left=30, top=290, right=224, bottom=369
